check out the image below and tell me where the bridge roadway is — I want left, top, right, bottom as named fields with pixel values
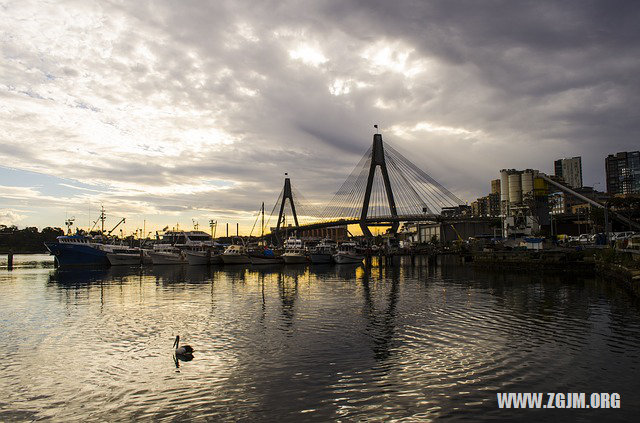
left=269, top=214, right=492, bottom=234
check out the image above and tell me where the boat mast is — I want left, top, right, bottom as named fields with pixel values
left=99, top=205, right=106, bottom=234
left=261, top=202, right=264, bottom=243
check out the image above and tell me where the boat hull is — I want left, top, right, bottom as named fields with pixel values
left=333, top=253, right=364, bottom=264
left=310, top=253, right=333, bottom=264
left=141, top=251, right=154, bottom=265
left=249, top=254, right=284, bottom=265
left=185, top=250, right=210, bottom=265
left=149, top=252, right=187, bottom=265
left=106, top=253, right=141, bottom=266
left=45, top=242, right=109, bottom=267
left=221, top=254, right=251, bottom=264
left=282, top=254, right=308, bottom=264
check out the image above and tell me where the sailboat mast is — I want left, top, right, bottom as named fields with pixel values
left=261, top=202, right=264, bottom=240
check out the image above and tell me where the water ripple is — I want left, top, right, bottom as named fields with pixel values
left=0, top=256, right=639, bottom=421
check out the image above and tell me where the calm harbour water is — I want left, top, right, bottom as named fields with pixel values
left=1, top=254, right=639, bottom=422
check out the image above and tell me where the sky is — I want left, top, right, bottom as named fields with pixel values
left=1, top=0, right=639, bottom=235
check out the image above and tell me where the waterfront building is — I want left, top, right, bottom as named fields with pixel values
left=299, top=225, right=348, bottom=241
left=276, top=225, right=348, bottom=241
left=490, top=179, right=501, bottom=195
left=549, top=187, right=609, bottom=215
left=499, top=169, right=551, bottom=237
left=554, top=157, right=583, bottom=189
left=414, top=220, right=496, bottom=243
left=605, top=151, right=640, bottom=195
left=471, top=200, right=479, bottom=217
left=471, top=198, right=487, bottom=217
left=488, top=193, right=500, bottom=217
left=441, top=205, right=472, bottom=218
left=471, top=194, right=500, bottom=218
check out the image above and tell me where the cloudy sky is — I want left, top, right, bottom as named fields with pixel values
left=1, top=0, right=639, bottom=234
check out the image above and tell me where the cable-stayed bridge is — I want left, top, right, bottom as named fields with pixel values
left=265, top=133, right=465, bottom=241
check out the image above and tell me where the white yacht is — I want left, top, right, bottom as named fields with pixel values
left=184, top=249, right=211, bottom=265
left=148, top=245, right=186, bottom=264
left=282, top=237, right=308, bottom=264
left=102, top=245, right=142, bottom=266
left=148, top=230, right=213, bottom=265
left=184, top=246, right=224, bottom=265
left=309, top=239, right=336, bottom=264
left=333, top=242, right=365, bottom=264
left=221, top=244, right=250, bottom=264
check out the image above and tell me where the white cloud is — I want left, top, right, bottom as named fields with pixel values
left=0, top=209, right=27, bottom=225
left=288, top=44, right=328, bottom=67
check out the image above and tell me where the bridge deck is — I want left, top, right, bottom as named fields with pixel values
left=268, top=214, right=492, bottom=234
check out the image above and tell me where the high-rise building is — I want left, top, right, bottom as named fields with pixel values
left=490, top=179, right=501, bottom=195
left=554, top=157, right=583, bottom=189
left=487, top=193, right=500, bottom=217
left=606, top=151, right=640, bottom=195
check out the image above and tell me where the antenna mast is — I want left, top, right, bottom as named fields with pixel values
left=99, top=205, right=106, bottom=234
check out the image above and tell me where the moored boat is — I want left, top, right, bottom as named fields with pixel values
left=184, top=249, right=210, bottom=265
left=184, top=244, right=224, bottom=265
left=309, top=239, right=336, bottom=264
left=333, top=242, right=365, bottom=264
left=221, top=244, right=251, bottom=264
left=249, top=247, right=284, bottom=265
left=45, top=235, right=110, bottom=267
left=282, top=237, right=308, bottom=264
left=104, top=246, right=142, bottom=266
left=149, top=246, right=187, bottom=265
left=149, top=230, right=216, bottom=265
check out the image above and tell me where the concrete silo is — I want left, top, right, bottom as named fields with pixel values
left=500, top=169, right=511, bottom=215
left=521, top=170, right=535, bottom=198
left=508, top=173, right=522, bottom=205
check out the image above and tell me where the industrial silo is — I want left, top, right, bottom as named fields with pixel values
left=521, top=170, right=534, bottom=198
left=508, top=173, right=522, bottom=205
left=500, top=170, right=510, bottom=204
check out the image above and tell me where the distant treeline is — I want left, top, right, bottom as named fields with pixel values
left=0, top=226, right=64, bottom=253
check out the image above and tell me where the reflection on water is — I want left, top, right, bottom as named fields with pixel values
left=1, top=254, right=639, bottom=421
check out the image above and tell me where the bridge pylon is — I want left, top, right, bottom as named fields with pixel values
left=275, top=175, right=299, bottom=244
left=360, top=133, right=399, bottom=237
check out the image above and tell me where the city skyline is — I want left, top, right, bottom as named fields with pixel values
left=2, top=1, right=639, bottom=233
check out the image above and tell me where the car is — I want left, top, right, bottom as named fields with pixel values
left=578, top=234, right=591, bottom=244
left=628, top=235, right=640, bottom=249
left=612, top=231, right=635, bottom=241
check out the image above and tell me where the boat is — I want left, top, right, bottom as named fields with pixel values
left=141, top=249, right=154, bottom=265
left=148, top=245, right=187, bottom=265
left=184, top=246, right=224, bottom=265
left=104, top=245, right=142, bottom=266
left=249, top=247, right=284, bottom=265
left=149, top=230, right=216, bottom=265
left=333, top=242, right=365, bottom=264
left=221, top=244, right=251, bottom=264
left=309, top=239, right=336, bottom=264
left=282, top=237, right=308, bottom=264
left=209, top=253, right=224, bottom=264
left=184, top=249, right=211, bottom=265
left=45, top=234, right=110, bottom=267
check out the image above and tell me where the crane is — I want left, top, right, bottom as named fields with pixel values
left=107, top=218, right=126, bottom=236
left=450, top=224, right=463, bottom=242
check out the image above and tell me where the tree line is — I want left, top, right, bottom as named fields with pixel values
left=0, top=226, right=64, bottom=253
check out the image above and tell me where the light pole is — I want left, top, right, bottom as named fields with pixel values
left=209, top=220, right=217, bottom=238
